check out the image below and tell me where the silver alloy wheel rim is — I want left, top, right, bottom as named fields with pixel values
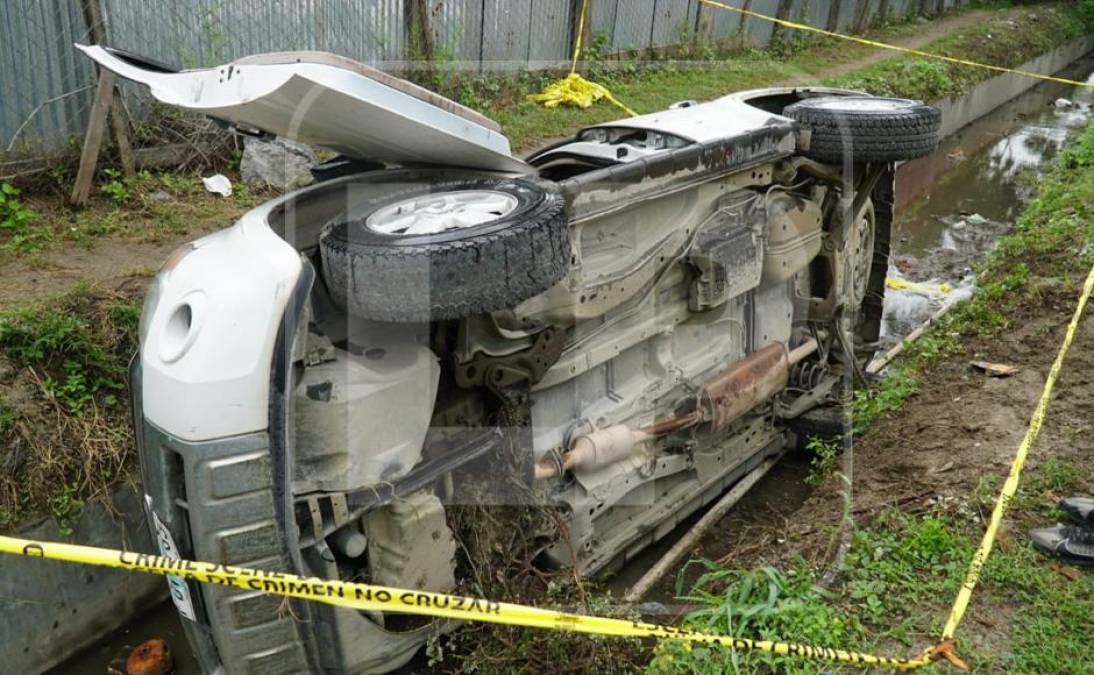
left=809, top=97, right=912, bottom=113
left=365, top=190, right=519, bottom=236
left=853, top=206, right=875, bottom=306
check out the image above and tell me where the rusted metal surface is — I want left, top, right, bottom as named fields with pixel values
left=639, top=412, right=701, bottom=436
left=701, top=342, right=789, bottom=431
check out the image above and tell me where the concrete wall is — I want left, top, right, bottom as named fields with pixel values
left=0, top=484, right=166, bottom=674
left=935, top=34, right=1094, bottom=138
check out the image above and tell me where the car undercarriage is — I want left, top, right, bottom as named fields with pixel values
left=83, top=45, right=940, bottom=673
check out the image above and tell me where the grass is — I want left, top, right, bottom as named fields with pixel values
left=649, top=511, right=977, bottom=674
left=652, top=473, right=1093, bottom=673
left=828, top=3, right=1087, bottom=100
left=0, top=285, right=141, bottom=533
left=2, top=168, right=265, bottom=259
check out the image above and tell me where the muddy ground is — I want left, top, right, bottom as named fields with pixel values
left=696, top=298, right=1092, bottom=567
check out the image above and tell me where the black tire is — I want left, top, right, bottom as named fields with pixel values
left=784, top=96, right=941, bottom=164
left=320, top=172, right=569, bottom=322
left=788, top=405, right=851, bottom=451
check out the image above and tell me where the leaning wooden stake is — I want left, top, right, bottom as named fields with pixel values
left=865, top=298, right=966, bottom=375
left=623, top=454, right=782, bottom=604
left=70, top=68, right=116, bottom=207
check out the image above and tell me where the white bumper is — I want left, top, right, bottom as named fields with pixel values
left=140, top=207, right=302, bottom=441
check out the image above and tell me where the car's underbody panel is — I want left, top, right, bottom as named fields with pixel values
left=112, top=47, right=932, bottom=674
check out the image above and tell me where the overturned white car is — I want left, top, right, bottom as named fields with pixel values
left=81, top=45, right=940, bottom=673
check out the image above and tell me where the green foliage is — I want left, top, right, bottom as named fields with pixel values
left=0, top=397, right=14, bottom=434
left=158, top=172, right=200, bottom=194
left=0, top=181, right=49, bottom=254
left=804, top=435, right=842, bottom=485
left=0, top=291, right=137, bottom=415
left=839, top=58, right=954, bottom=99
left=841, top=511, right=972, bottom=627
left=1079, top=0, right=1094, bottom=27
left=852, top=368, right=919, bottom=434
left=651, top=563, right=856, bottom=674
left=48, top=484, right=82, bottom=538
left=650, top=512, right=987, bottom=673
left=99, top=168, right=130, bottom=204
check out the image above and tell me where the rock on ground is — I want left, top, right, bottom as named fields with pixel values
left=240, top=137, right=317, bottom=191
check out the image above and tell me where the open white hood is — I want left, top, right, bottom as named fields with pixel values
left=77, top=45, right=530, bottom=173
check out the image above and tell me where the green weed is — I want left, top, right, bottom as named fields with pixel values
left=0, top=182, right=50, bottom=254
left=652, top=563, right=857, bottom=674
left=0, top=397, right=14, bottom=434
left=852, top=368, right=919, bottom=434
left=99, top=168, right=130, bottom=204
left=0, top=291, right=135, bottom=415
left=48, top=483, right=82, bottom=538
left=804, top=435, right=842, bottom=486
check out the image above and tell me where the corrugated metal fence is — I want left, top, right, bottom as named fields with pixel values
left=0, top=0, right=964, bottom=158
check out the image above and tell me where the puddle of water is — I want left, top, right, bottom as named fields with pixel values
left=885, top=58, right=1094, bottom=338
left=52, top=601, right=200, bottom=675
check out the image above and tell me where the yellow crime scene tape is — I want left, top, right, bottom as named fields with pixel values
left=526, top=0, right=639, bottom=116
left=887, top=277, right=953, bottom=296
left=699, top=0, right=1094, bottom=90
left=0, top=533, right=939, bottom=669
left=1, top=263, right=1091, bottom=670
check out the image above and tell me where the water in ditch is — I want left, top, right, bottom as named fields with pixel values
left=883, top=57, right=1094, bottom=340
left=56, top=57, right=1094, bottom=675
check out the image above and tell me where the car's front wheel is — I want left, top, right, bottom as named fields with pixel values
left=320, top=172, right=570, bottom=322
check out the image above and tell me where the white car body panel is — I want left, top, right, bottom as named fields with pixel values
left=140, top=205, right=302, bottom=441
left=77, top=45, right=530, bottom=174
left=588, top=95, right=786, bottom=142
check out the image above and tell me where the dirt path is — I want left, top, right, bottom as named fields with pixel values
left=810, top=9, right=1003, bottom=82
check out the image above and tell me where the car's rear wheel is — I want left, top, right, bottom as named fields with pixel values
left=784, top=96, right=941, bottom=164
left=320, top=173, right=569, bottom=322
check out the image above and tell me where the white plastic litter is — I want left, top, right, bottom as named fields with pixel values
left=202, top=174, right=233, bottom=197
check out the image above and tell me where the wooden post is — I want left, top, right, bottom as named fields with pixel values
left=70, top=70, right=116, bottom=207
left=853, top=0, right=871, bottom=33
left=404, top=0, right=434, bottom=77
left=696, top=0, right=717, bottom=39
left=569, top=0, right=594, bottom=67
left=80, top=0, right=135, bottom=176
left=878, top=0, right=891, bottom=26
left=737, top=0, right=754, bottom=42
left=773, top=0, right=794, bottom=43
left=825, top=0, right=842, bottom=32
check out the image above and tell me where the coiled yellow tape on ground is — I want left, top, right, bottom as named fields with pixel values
left=700, top=0, right=1094, bottom=89
left=526, top=0, right=638, bottom=116
left=0, top=534, right=935, bottom=670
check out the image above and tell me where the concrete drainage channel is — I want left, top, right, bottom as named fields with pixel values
left=43, top=36, right=1094, bottom=675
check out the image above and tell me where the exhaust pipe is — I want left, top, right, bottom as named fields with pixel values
left=535, top=339, right=817, bottom=479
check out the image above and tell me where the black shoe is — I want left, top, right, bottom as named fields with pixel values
left=1029, top=525, right=1094, bottom=568
left=1060, top=497, right=1094, bottom=525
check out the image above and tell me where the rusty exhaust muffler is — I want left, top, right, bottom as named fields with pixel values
left=700, top=342, right=792, bottom=432
left=534, top=339, right=817, bottom=479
